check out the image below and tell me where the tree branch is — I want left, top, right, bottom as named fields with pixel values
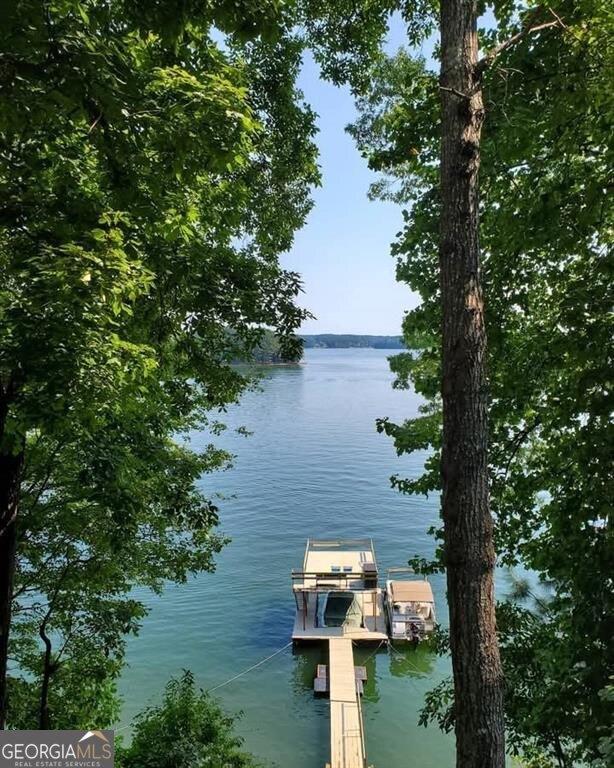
left=478, top=9, right=564, bottom=73
left=440, top=86, right=472, bottom=101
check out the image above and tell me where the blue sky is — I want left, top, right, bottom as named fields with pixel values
left=283, top=18, right=438, bottom=336
left=283, top=51, right=412, bottom=336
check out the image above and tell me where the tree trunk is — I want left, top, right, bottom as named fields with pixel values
left=38, top=621, right=53, bottom=729
left=439, top=1, right=505, bottom=766
left=0, top=446, right=23, bottom=729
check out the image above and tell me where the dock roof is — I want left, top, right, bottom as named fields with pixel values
left=302, top=538, right=376, bottom=574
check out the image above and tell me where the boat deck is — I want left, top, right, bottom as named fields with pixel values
left=293, top=590, right=388, bottom=642
left=326, top=638, right=366, bottom=768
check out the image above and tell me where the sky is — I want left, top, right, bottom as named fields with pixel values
left=282, top=18, right=434, bottom=336
left=283, top=55, right=410, bottom=336
left=280, top=12, right=501, bottom=336
left=283, top=53, right=410, bottom=336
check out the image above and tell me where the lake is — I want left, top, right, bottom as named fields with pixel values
left=118, top=348, right=455, bottom=767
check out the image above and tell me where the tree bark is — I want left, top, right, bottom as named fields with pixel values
left=0, top=445, right=23, bottom=729
left=439, top=1, right=505, bottom=766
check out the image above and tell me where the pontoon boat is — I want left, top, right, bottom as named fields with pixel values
left=385, top=567, right=436, bottom=642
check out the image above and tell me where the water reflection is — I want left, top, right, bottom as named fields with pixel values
left=387, top=641, right=436, bottom=679
left=291, top=644, right=326, bottom=695
left=291, top=643, right=384, bottom=702
left=352, top=644, right=384, bottom=703
left=290, top=640, right=437, bottom=705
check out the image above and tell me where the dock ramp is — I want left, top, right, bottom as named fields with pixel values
left=325, top=638, right=367, bottom=768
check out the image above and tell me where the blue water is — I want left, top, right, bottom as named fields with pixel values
left=118, top=348, right=455, bottom=766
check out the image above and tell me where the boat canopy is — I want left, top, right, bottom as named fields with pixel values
left=390, top=580, right=434, bottom=603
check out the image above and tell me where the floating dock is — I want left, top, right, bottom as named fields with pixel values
left=326, top=638, right=367, bottom=768
left=291, top=539, right=388, bottom=643
left=292, top=540, right=377, bottom=767
left=292, top=538, right=437, bottom=767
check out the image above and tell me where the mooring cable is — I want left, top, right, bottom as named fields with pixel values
left=386, top=639, right=429, bottom=677
left=207, top=640, right=294, bottom=693
left=113, top=640, right=294, bottom=734
left=352, top=638, right=387, bottom=666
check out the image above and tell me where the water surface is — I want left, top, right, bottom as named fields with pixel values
left=119, top=348, right=454, bottom=767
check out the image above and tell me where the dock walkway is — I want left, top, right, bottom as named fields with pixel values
left=326, top=638, right=367, bottom=768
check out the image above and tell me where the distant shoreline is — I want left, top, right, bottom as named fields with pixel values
left=243, top=334, right=406, bottom=366
left=301, top=334, right=405, bottom=350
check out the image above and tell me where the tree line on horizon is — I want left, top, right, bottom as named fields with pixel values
left=0, top=1, right=611, bottom=768
left=248, top=332, right=406, bottom=364
left=302, top=334, right=405, bottom=349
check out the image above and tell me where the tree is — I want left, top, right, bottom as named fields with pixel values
left=302, top=1, right=506, bottom=763
left=118, top=671, right=267, bottom=768
left=347, top=0, right=612, bottom=764
left=0, top=0, right=318, bottom=725
left=8, top=405, right=231, bottom=729
left=301, top=334, right=405, bottom=349
left=438, top=2, right=505, bottom=764
left=243, top=329, right=303, bottom=363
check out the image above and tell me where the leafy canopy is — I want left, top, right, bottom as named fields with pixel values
left=0, top=0, right=319, bottom=452
left=2, top=0, right=319, bottom=728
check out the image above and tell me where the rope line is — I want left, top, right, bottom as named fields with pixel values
left=207, top=640, right=293, bottom=693
left=386, top=640, right=429, bottom=676
left=113, top=639, right=293, bottom=734
left=352, top=638, right=387, bottom=665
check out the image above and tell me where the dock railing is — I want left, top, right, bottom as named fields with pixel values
left=305, top=538, right=375, bottom=550
left=355, top=681, right=368, bottom=768
left=291, top=570, right=376, bottom=587
left=292, top=572, right=381, bottom=633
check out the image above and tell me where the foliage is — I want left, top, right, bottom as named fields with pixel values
left=299, top=0, right=435, bottom=90
left=0, top=0, right=318, bottom=450
left=596, top=680, right=614, bottom=768
left=9, top=647, right=122, bottom=731
left=7, top=405, right=231, bottom=728
left=421, top=594, right=614, bottom=768
left=345, top=0, right=613, bottom=763
left=1, top=0, right=319, bottom=724
left=118, top=671, right=267, bottom=768
left=248, top=329, right=303, bottom=363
